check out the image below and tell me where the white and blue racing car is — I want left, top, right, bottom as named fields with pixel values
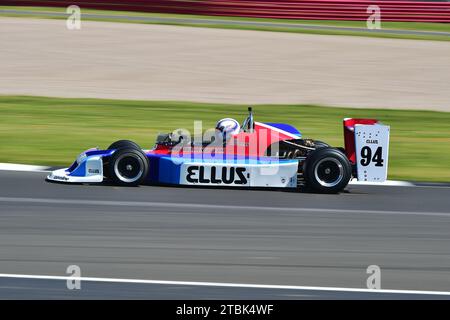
left=47, top=108, right=390, bottom=193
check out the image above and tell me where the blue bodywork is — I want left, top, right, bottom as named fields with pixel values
left=263, top=123, right=301, bottom=137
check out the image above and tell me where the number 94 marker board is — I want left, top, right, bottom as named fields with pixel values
left=354, top=124, right=390, bottom=182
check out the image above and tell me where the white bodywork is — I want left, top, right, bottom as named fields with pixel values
left=179, top=161, right=298, bottom=188
left=47, top=155, right=104, bottom=183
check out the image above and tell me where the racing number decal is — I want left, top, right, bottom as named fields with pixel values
left=372, top=147, right=384, bottom=167
left=354, top=124, right=389, bottom=182
left=360, top=146, right=384, bottom=167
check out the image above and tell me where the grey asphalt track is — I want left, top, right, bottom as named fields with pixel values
left=0, top=170, right=450, bottom=299
left=2, top=8, right=450, bottom=38
left=1, top=278, right=449, bottom=300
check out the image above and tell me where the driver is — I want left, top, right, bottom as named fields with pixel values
left=215, top=118, right=240, bottom=144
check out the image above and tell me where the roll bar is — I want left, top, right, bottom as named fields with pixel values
left=242, top=107, right=254, bottom=133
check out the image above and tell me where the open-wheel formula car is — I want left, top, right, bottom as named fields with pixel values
left=47, top=108, right=390, bottom=193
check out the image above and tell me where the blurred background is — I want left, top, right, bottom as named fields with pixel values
left=0, top=0, right=449, bottom=182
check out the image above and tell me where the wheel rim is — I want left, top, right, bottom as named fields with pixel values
left=114, top=153, right=144, bottom=183
left=314, top=157, right=344, bottom=188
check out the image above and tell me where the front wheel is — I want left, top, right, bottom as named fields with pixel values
left=108, top=139, right=141, bottom=151
left=303, top=147, right=351, bottom=193
left=108, top=148, right=149, bottom=186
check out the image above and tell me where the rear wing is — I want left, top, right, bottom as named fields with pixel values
left=343, top=118, right=390, bottom=182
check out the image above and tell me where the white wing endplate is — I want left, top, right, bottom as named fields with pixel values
left=354, top=124, right=390, bottom=182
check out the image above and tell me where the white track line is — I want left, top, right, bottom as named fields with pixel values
left=0, top=163, right=49, bottom=172
left=0, top=196, right=449, bottom=217
left=349, top=179, right=414, bottom=187
left=0, top=273, right=449, bottom=296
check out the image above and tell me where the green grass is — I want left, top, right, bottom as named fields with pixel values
left=1, top=6, right=450, bottom=41
left=0, top=96, right=449, bottom=182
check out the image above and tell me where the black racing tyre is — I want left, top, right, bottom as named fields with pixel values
left=108, top=148, right=149, bottom=186
left=314, top=140, right=330, bottom=149
left=303, top=147, right=352, bottom=194
left=108, top=140, right=141, bottom=151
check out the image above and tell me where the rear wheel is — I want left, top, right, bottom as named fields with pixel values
left=108, top=148, right=149, bottom=186
left=313, top=140, right=329, bottom=149
left=303, top=147, right=351, bottom=193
